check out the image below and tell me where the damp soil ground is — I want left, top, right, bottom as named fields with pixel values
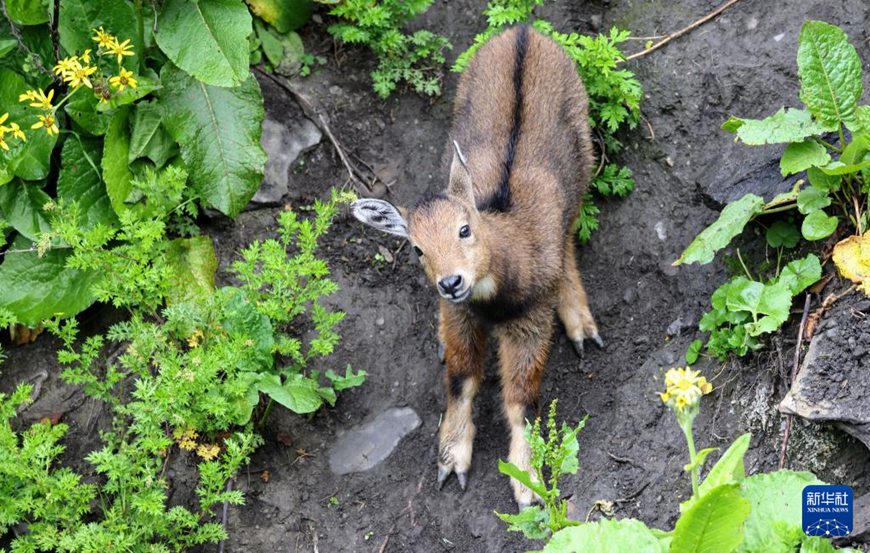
left=3, top=1, right=870, bottom=552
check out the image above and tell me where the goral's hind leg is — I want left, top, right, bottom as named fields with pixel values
left=557, top=237, right=602, bottom=358
left=437, top=301, right=487, bottom=491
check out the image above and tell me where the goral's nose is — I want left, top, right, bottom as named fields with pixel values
left=438, top=274, right=464, bottom=295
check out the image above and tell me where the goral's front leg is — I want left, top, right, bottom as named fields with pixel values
left=436, top=302, right=487, bottom=491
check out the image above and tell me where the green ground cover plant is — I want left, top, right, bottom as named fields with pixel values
left=318, top=0, right=452, bottom=98
left=0, top=189, right=362, bottom=551
left=675, top=20, right=870, bottom=360
left=0, top=0, right=327, bottom=348
left=454, top=0, right=643, bottom=243
left=500, top=368, right=860, bottom=552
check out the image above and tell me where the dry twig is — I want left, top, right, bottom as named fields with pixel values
left=253, top=67, right=380, bottom=195
left=778, top=293, right=812, bottom=469
left=622, top=0, right=743, bottom=63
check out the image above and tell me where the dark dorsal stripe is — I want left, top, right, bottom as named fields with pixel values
left=478, top=25, right=529, bottom=213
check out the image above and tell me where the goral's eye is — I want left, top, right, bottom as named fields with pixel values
left=413, top=245, right=424, bottom=257
left=459, top=225, right=471, bottom=239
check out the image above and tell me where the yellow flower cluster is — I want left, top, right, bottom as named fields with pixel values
left=0, top=112, right=27, bottom=151
left=7, top=27, right=141, bottom=143
left=173, top=427, right=221, bottom=460
left=660, top=367, right=712, bottom=412
left=18, top=88, right=59, bottom=136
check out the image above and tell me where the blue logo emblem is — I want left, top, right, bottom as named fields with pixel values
left=803, top=485, right=853, bottom=537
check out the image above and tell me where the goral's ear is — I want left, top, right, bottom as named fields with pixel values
left=350, top=199, right=409, bottom=238
left=448, top=140, right=475, bottom=206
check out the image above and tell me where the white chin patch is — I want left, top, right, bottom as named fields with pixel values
left=471, top=275, right=496, bottom=301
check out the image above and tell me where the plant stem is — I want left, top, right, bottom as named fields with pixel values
left=134, top=0, right=145, bottom=73
left=759, top=203, right=798, bottom=215
left=257, top=398, right=274, bottom=429
left=736, top=248, right=753, bottom=280
left=681, top=422, right=700, bottom=499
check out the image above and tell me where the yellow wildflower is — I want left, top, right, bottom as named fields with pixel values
left=9, top=123, right=26, bottom=141
left=80, top=48, right=92, bottom=64
left=66, top=64, right=97, bottom=89
left=196, top=443, right=220, bottom=461
left=92, top=26, right=115, bottom=49
left=32, top=114, right=59, bottom=136
left=176, top=428, right=199, bottom=451
left=25, top=88, right=54, bottom=110
left=18, top=90, right=38, bottom=103
left=53, top=55, right=80, bottom=78
left=109, top=67, right=138, bottom=92
left=660, top=367, right=712, bottom=413
left=0, top=135, right=7, bottom=151
left=106, top=37, right=134, bottom=65
left=187, top=329, right=204, bottom=348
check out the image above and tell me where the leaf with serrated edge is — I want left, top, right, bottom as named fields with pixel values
left=780, top=139, right=831, bottom=176
left=156, top=0, right=252, bottom=87
left=725, top=108, right=834, bottom=145
left=671, top=484, right=750, bottom=553
left=797, top=21, right=863, bottom=127
left=541, top=518, right=666, bottom=553
left=159, top=63, right=267, bottom=217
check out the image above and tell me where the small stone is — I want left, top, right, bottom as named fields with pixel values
left=328, top=407, right=421, bottom=475
left=654, top=221, right=667, bottom=241
left=329, top=85, right=343, bottom=96
left=375, top=317, right=385, bottom=326
left=623, top=287, right=638, bottom=304
left=773, top=33, right=785, bottom=42
left=746, top=16, right=759, bottom=30
left=661, top=350, right=677, bottom=365
left=254, top=117, right=322, bottom=204
left=589, top=14, right=602, bottom=31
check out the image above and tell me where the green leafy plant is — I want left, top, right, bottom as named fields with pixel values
left=675, top=20, right=870, bottom=359
left=455, top=0, right=642, bottom=243
left=319, top=0, right=452, bottom=98
left=500, top=369, right=860, bottom=553
left=1, top=189, right=361, bottom=550
left=496, top=400, right=586, bottom=540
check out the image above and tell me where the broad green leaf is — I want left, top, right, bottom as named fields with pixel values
left=671, top=484, right=750, bottom=553
left=747, top=282, right=793, bottom=337
left=325, top=366, right=367, bottom=391
left=0, top=39, right=16, bottom=59
left=164, top=236, right=218, bottom=304
left=496, top=506, right=550, bottom=540
left=722, top=109, right=833, bottom=145
left=796, top=187, right=831, bottom=214
left=57, top=137, right=117, bottom=229
left=254, top=19, right=285, bottom=66
left=674, top=194, right=765, bottom=266
left=801, top=210, right=838, bottom=240
left=0, top=236, right=98, bottom=325
left=818, top=159, right=870, bottom=175
left=778, top=254, right=822, bottom=295
left=128, top=101, right=177, bottom=168
left=540, top=518, right=666, bottom=553
left=96, top=74, right=161, bottom=112
left=807, top=166, right=841, bottom=191
left=246, top=0, right=313, bottom=32
left=102, top=106, right=134, bottom=215
left=684, top=447, right=719, bottom=473
left=58, top=0, right=142, bottom=59
left=257, top=373, right=322, bottom=414
left=0, top=69, right=58, bottom=184
left=65, top=92, right=109, bottom=136
left=832, top=231, right=870, bottom=296
left=685, top=339, right=703, bottom=365
left=699, top=434, right=750, bottom=496
left=797, top=21, right=863, bottom=127
left=5, top=0, right=50, bottom=25
left=766, top=221, right=800, bottom=248
left=497, top=459, right=548, bottom=499
left=737, top=471, right=822, bottom=553
left=156, top=0, right=252, bottom=87
left=839, top=134, right=870, bottom=165
left=0, top=179, right=51, bottom=241
left=780, top=140, right=830, bottom=176
left=159, top=63, right=267, bottom=217
left=848, top=105, right=870, bottom=135
left=219, top=288, right=274, bottom=370
left=725, top=278, right=764, bottom=315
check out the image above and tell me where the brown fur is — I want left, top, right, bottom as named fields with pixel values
left=351, top=25, right=599, bottom=505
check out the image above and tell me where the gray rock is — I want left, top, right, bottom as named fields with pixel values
left=253, top=117, right=322, bottom=204
left=779, top=294, right=870, bottom=449
left=328, top=407, right=421, bottom=475
left=702, top=155, right=802, bottom=206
